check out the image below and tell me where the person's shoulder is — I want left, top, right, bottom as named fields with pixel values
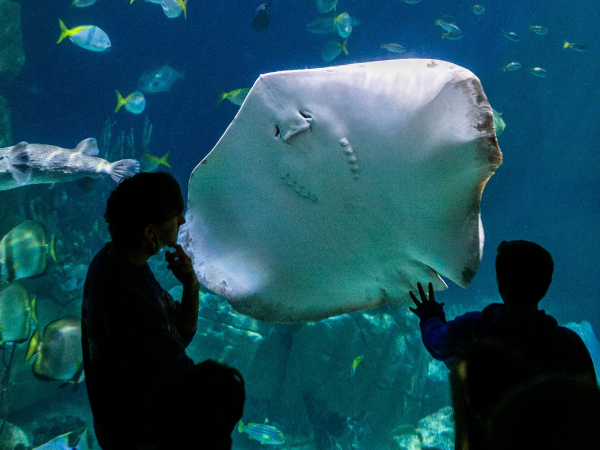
left=556, top=324, right=587, bottom=343
left=458, top=310, right=484, bottom=320
left=448, top=309, right=484, bottom=327
left=455, top=303, right=503, bottom=322
left=86, top=244, right=112, bottom=280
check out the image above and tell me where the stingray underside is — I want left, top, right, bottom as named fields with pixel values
left=182, top=59, right=502, bottom=323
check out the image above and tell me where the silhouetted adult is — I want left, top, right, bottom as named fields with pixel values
left=81, top=173, right=244, bottom=449
left=409, top=240, right=596, bottom=383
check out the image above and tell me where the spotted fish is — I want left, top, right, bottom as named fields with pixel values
left=0, top=138, right=139, bottom=192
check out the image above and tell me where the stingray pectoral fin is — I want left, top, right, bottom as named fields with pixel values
left=382, top=263, right=448, bottom=309
left=278, top=110, right=313, bottom=142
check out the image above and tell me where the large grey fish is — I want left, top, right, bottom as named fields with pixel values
left=0, top=138, right=139, bottom=191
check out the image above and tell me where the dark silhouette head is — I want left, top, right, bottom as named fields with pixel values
left=495, top=240, right=554, bottom=306
left=485, top=374, right=600, bottom=450
left=104, top=172, right=184, bottom=250
left=150, top=360, right=246, bottom=450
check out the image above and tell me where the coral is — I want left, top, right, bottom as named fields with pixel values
left=0, top=422, right=30, bottom=450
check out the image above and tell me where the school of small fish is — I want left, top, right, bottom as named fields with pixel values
left=45, top=0, right=594, bottom=174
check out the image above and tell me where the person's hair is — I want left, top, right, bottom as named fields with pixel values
left=150, top=360, right=246, bottom=450
left=485, top=374, right=600, bottom=450
left=495, top=240, right=554, bottom=305
left=104, top=172, right=184, bottom=249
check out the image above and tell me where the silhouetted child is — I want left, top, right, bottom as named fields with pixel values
left=148, top=360, right=246, bottom=450
left=409, top=240, right=596, bottom=384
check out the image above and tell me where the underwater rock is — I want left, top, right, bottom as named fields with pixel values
left=281, top=309, right=434, bottom=442
left=185, top=293, right=288, bottom=399
left=392, top=428, right=421, bottom=450
left=0, top=0, right=25, bottom=82
left=414, top=406, right=455, bottom=450
left=392, top=407, right=455, bottom=449
left=302, top=390, right=347, bottom=449
left=0, top=421, right=30, bottom=450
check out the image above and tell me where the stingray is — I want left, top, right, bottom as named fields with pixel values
left=181, top=59, right=502, bottom=323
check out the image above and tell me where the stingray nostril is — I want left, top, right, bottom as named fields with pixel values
left=275, top=125, right=280, bottom=138
left=299, top=111, right=312, bottom=120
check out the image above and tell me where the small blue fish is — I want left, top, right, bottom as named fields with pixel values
left=252, top=1, right=271, bottom=31
left=334, top=12, right=352, bottom=39
left=563, top=41, right=588, bottom=51
left=380, top=43, right=407, bottom=54
left=528, top=67, right=548, bottom=77
left=321, top=39, right=348, bottom=62
left=238, top=420, right=285, bottom=445
left=502, top=62, right=521, bottom=72
left=500, top=29, right=521, bottom=42
left=140, top=152, right=171, bottom=173
left=115, top=90, right=146, bottom=114
left=57, top=20, right=111, bottom=52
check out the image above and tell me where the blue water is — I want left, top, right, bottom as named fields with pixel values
left=15, top=0, right=599, bottom=320
left=3, top=0, right=600, bottom=447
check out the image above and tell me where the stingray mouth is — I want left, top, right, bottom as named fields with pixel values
left=275, top=110, right=313, bottom=143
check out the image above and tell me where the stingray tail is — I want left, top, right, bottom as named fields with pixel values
left=109, top=159, right=140, bottom=183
